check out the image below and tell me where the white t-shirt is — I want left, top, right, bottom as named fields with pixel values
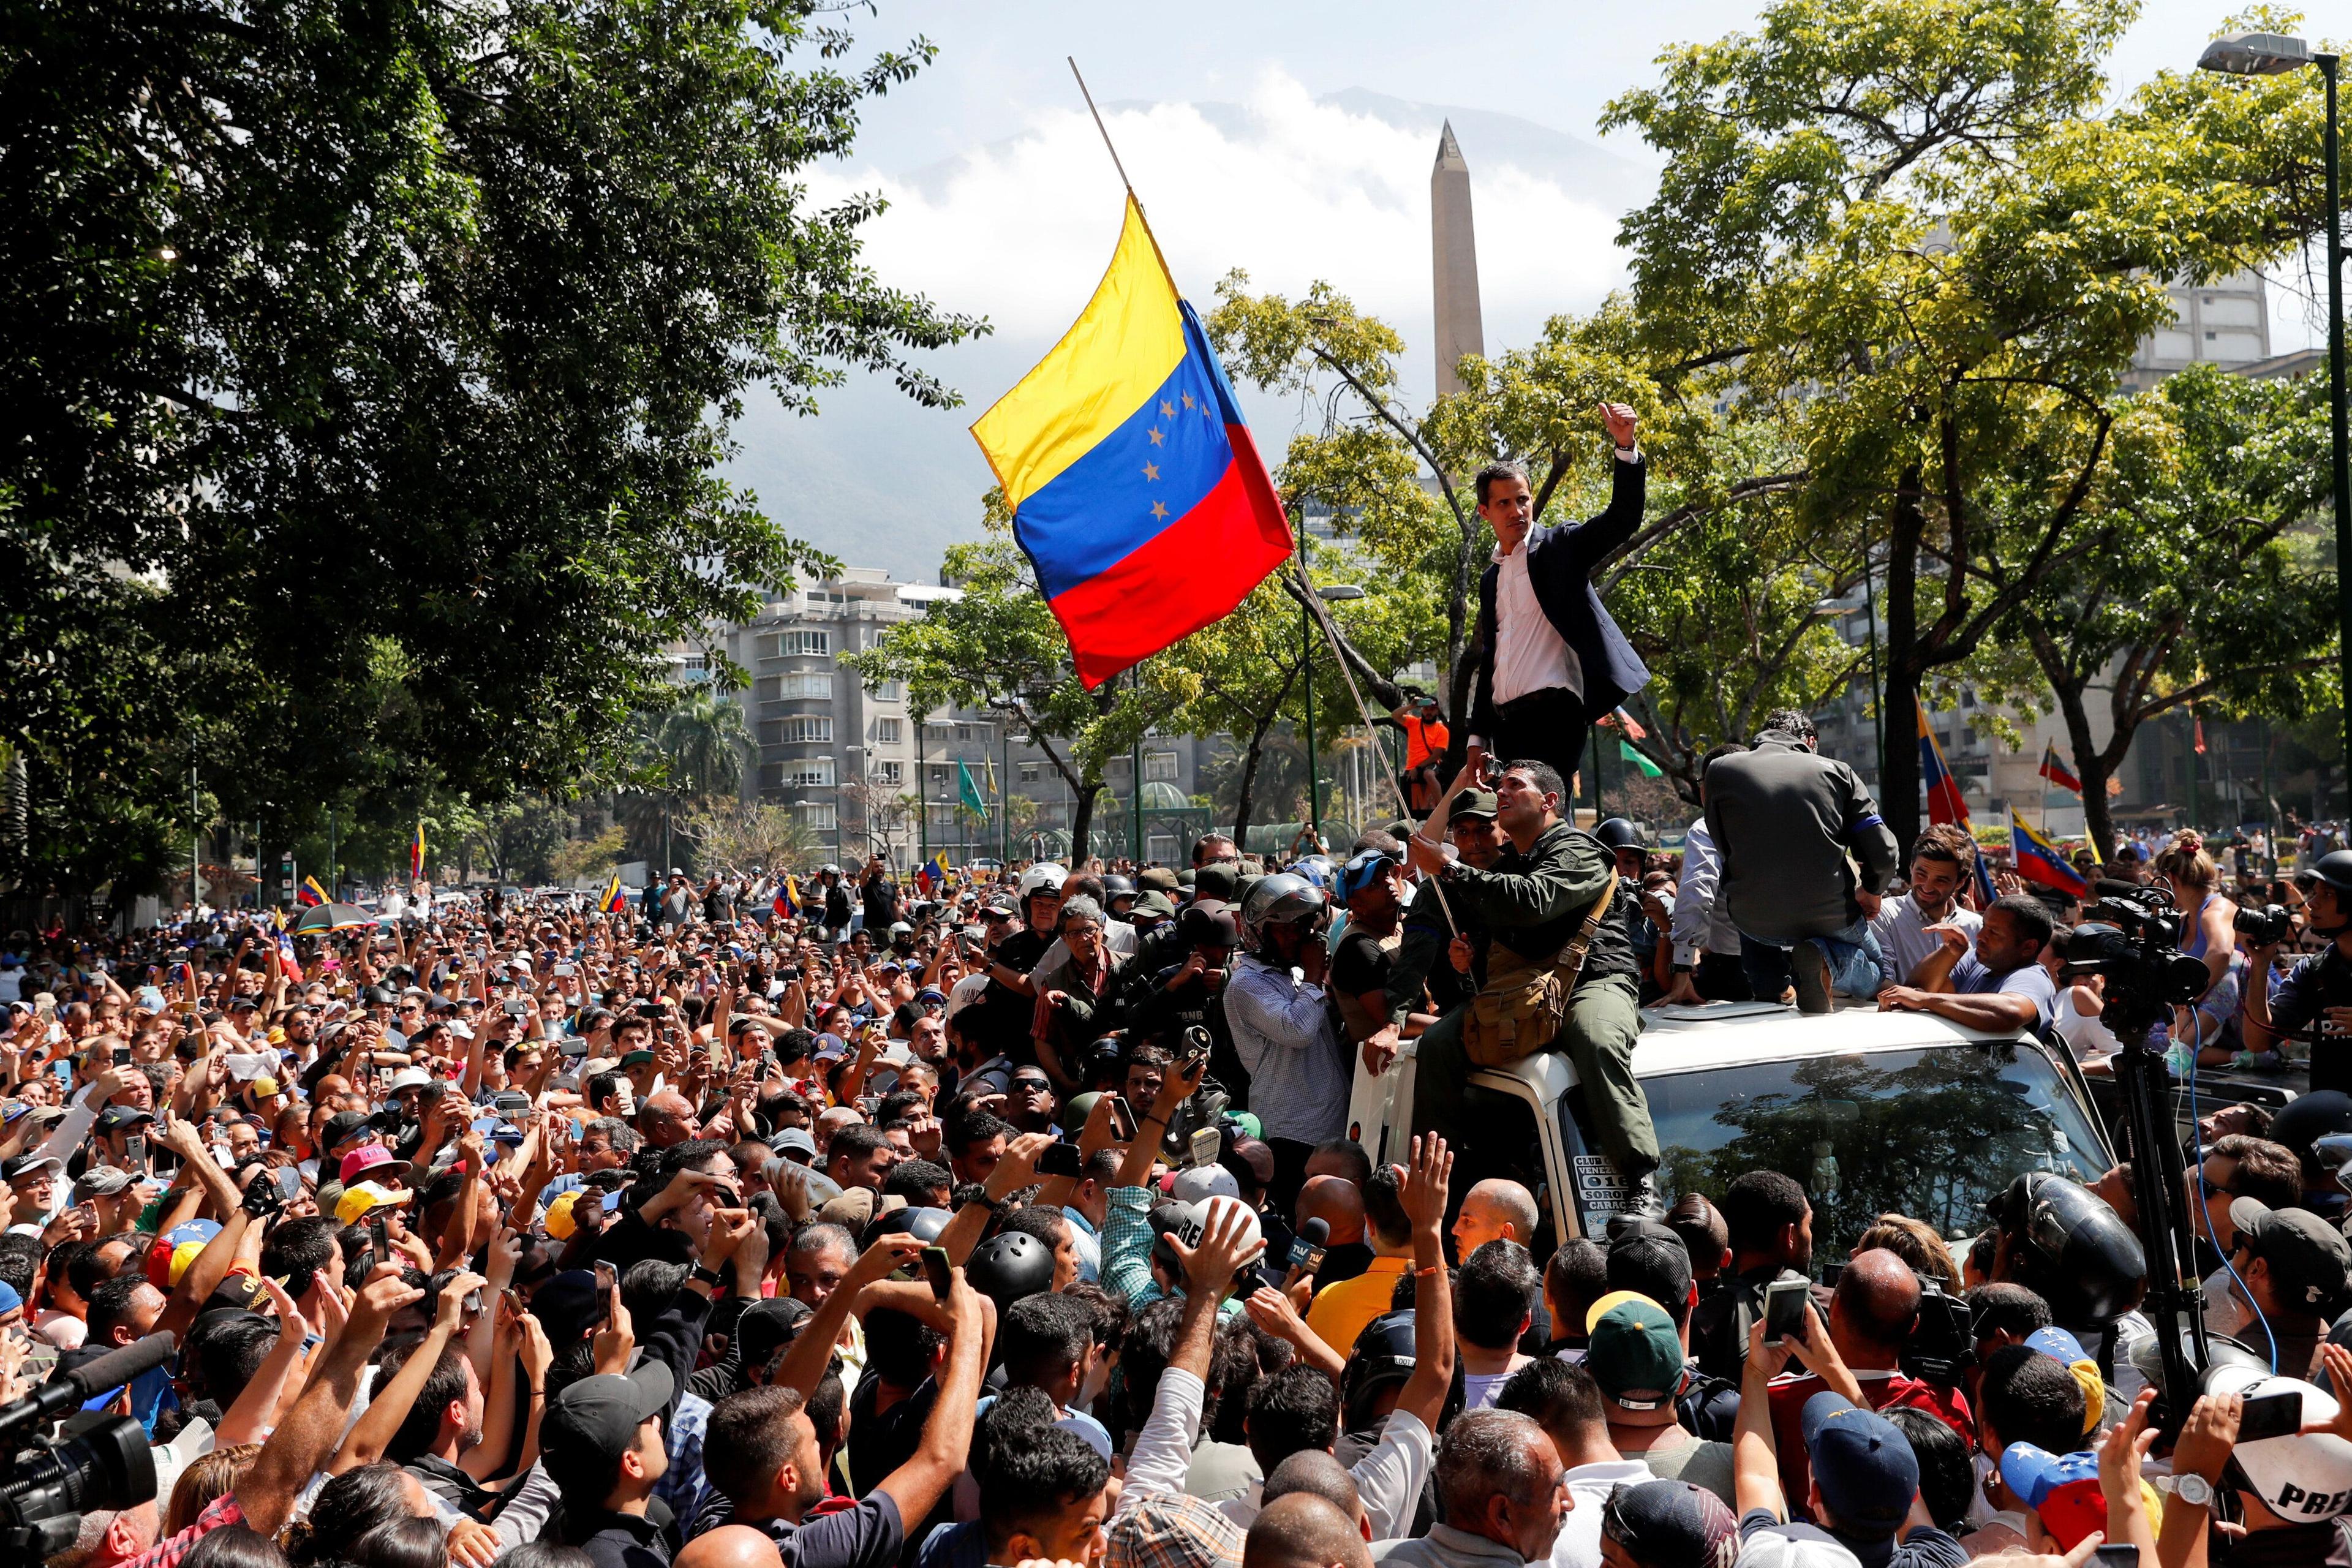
left=1550, top=1459, right=1657, bottom=1568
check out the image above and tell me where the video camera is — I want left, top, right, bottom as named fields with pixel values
left=1902, top=1278, right=1975, bottom=1386
left=2234, top=902, right=2294, bottom=947
left=2054, top=881, right=2211, bottom=1036
left=0, top=1333, right=173, bottom=1555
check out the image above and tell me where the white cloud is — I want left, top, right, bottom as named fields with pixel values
left=801, top=68, right=1630, bottom=368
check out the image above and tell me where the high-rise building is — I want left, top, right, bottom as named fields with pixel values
left=1431, top=121, right=1485, bottom=399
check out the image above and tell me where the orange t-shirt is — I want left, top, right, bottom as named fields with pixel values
left=1400, top=714, right=1449, bottom=769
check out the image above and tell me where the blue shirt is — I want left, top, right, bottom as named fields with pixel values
left=1950, top=954, right=2058, bottom=1035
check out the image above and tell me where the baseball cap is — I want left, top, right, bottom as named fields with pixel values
left=1450, top=790, right=1500, bottom=823
left=545, top=1363, right=676, bottom=1472
left=97, top=1105, right=154, bottom=1134
left=1193, top=864, right=1241, bottom=904
left=340, top=1145, right=412, bottom=1187
left=334, top=1179, right=413, bottom=1226
left=75, top=1166, right=135, bottom=1199
left=3, top=1153, right=62, bottom=1183
left=321, top=1111, right=373, bottom=1151
left=1137, top=867, right=1183, bottom=894
left=769, top=1127, right=818, bottom=1163
left=1800, top=1392, right=1916, bottom=1539
left=2231, top=1197, right=2352, bottom=1309
left=529, top=1270, right=607, bottom=1343
left=543, top=1190, right=587, bottom=1241
left=1104, top=1492, right=1243, bottom=1568
left=1996, top=1443, right=2104, bottom=1548
left=2022, top=1325, right=2106, bottom=1436
left=1584, top=1294, right=1686, bottom=1408
left=1600, top=1480, right=1738, bottom=1568
left=1608, top=1222, right=1694, bottom=1311
left=2203, top=1368, right=2352, bottom=1520
left=618, top=1049, right=656, bottom=1068
left=1175, top=905, right=1240, bottom=948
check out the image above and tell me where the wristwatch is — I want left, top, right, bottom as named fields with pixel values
left=689, top=1264, right=726, bottom=1289
left=2172, top=1473, right=2214, bottom=1508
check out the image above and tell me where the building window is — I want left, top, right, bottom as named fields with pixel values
left=681, top=655, right=709, bottom=681
left=873, top=761, right=903, bottom=786
left=1144, top=750, right=1180, bottom=782
left=782, top=758, right=835, bottom=788
left=869, top=679, right=904, bottom=702
left=1106, top=756, right=1131, bottom=782
left=956, top=723, right=980, bottom=742
left=775, top=630, right=830, bottom=657
left=775, top=673, right=832, bottom=701
left=776, top=716, right=832, bottom=744
left=925, top=721, right=954, bottom=740
left=796, top=802, right=837, bottom=832
left=929, top=764, right=950, bottom=785
left=876, top=718, right=903, bottom=744
left=1019, top=763, right=1043, bottom=782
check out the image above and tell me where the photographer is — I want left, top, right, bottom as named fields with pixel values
left=2242, top=851, right=2352, bottom=1095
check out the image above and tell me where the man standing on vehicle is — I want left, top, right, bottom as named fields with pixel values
left=1462, top=403, right=1652, bottom=785
left=1406, top=760, right=1657, bottom=1213
left=1705, top=710, right=1899, bottom=1013
left=2244, top=850, right=2352, bottom=1095
left=1868, top=826, right=1983, bottom=992
left=1663, top=742, right=1751, bottom=1006
left=1880, top=894, right=2057, bottom=1036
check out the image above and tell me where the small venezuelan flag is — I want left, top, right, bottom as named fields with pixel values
left=599, top=871, right=627, bottom=914
left=1918, top=701, right=1995, bottom=905
left=409, top=822, right=427, bottom=881
left=2011, top=810, right=2089, bottom=899
left=970, top=197, right=1292, bottom=688
left=296, top=875, right=328, bottom=908
left=2037, top=742, right=2082, bottom=794
left=775, top=876, right=799, bottom=919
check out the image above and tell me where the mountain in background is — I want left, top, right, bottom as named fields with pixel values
left=723, top=90, right=1652, bottom=583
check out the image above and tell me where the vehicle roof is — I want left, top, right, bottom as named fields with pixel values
left=1476, top=998, right=2021, bottom=1102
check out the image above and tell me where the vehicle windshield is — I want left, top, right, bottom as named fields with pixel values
left=1567, top=1039, right=2106, bottom=1248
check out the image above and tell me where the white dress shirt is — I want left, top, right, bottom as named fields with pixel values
left=1472, top=448, right=1637, bottom=744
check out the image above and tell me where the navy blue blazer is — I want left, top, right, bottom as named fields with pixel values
left=1466, top=453, right=1651, bottom=739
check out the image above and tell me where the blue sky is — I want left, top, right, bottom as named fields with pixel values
left=736, top=1, right=2329, bottom=577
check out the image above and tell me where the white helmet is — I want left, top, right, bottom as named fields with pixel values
left=1017, top=862, right=1068, bottom=899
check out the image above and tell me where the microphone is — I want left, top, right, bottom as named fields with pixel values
left=1289, top=1216, right=1329, bottom=1275
left=0, top=1330, right=177, bottom=1439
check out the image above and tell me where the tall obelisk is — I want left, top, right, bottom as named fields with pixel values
left=1430, top=121, right=1485, bottom=399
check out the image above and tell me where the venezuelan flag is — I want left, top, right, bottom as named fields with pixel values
left=2011, top=810, right=2089, bottom=899
left=971, top=198, right=1292, bottom=688
left=409, top=822, right=427, bottom=881
left=296, top=875, right=328, bottom=908
left=1917, top=700, right=1995, bottom=905
left=599, top=870, right=627, bottom=914
left=774, top=875, right=799, bottom=919
left=2037, top=742, right=2082, bottom=794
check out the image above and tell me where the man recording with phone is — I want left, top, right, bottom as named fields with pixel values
left=2242, top=850, right=2352, bottom=1095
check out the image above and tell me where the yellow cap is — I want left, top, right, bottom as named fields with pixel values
left=1585, top=1288, right=1668, bottom=1334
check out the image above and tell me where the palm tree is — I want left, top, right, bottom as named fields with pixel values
left=616, top=690, right=752, bottom=868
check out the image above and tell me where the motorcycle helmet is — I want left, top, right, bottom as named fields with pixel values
left=1594, top=817, right=1649, bottom=854
left=1986, top=1171, right=2147, bottom=1327
left=2301, top=851, right=2352, bottom=897
left=1102, top=874, right=1136, bottom=899
left=967, top=1231, right=1056, bottom=1313
left=2267, top=1092, right=2352, bottom=1183
left=1238, top=873, right=1327, bottom=958
left=1342, top=1309, right=1420, bottom=1430
left=1288, top=856, right=1337, bottom=891
left=1017, top=863, right=1068, bottom=900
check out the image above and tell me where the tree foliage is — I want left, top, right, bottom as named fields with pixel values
left=1602, top=0, right=2340, bottom=843
left=2, top=0, right=981, bottom=895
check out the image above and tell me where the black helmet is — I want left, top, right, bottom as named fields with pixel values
left=1102, top=874, right=1135, bottom=898
left=2302, top=851, right=2352, bottom=896
left=1986, top=1172, right=2147, bottom=1327
left=862, top=1204, right=953, bottom=1250
left=1341, top=1308, right=1419, bottom=1430
left=967, top=1231, right=1056, bottom=1312
left=2266, top=1091, right=2352, bottom=1181
left=1594, top=817, right=1648, bottom=854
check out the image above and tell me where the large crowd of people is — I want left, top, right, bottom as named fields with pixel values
left=4, top=737, right=2352, bottom=1568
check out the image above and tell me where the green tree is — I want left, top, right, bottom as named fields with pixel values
left=1602, top=0, right=2340, bottom=846
left=1207, top=284, right=1811, bottom=773
left=3, top=0, right=981, bottom=894
left=845, top=498, right=1167, bottom=859
left=1980, top=365, right=2336, bottom=852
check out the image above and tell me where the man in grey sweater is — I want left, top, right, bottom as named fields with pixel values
left=1702, top=710, right=1901, bottom=1014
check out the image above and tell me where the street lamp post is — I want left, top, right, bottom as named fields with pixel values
left=2200, top=31, right=2349, bottom=799
left=1306, top=584, right=1367, bottom=850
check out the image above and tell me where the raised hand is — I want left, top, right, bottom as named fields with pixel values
left=1398, top=1134, right=1453, bottom=1240
left=1170, top=1197, right=1264, bottom=1297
